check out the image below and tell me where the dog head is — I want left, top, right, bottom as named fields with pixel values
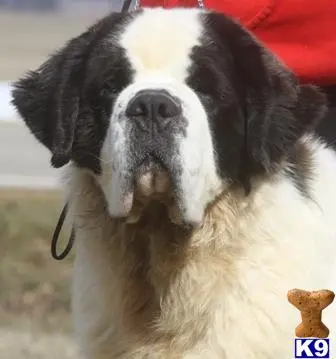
left=12, top=8, right=326, bottom=226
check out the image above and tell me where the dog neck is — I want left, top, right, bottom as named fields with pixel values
left=67, top=141, right=313, bottom=354
left=68, top=168, right=248, bottom=347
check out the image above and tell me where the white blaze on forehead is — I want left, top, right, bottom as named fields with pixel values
left=119, top=8, right=203, bottom=80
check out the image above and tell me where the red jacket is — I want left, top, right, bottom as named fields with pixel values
left=140, top=0, right=336, bottom=86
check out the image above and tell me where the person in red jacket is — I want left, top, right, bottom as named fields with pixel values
left=138, top=0, right=336, bottom=145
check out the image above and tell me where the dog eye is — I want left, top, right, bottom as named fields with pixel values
left=100, top=81, right=118, bottom=98
left=195, top=90, right=213, bottom=105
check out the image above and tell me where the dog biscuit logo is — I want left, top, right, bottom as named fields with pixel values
left=288, top=289, right=335, bottom=359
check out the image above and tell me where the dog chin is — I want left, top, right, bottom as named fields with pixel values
left=103, top=159, right=205, bottom=228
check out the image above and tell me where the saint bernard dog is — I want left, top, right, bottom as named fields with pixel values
left=11, top=7, right=336, bottom=359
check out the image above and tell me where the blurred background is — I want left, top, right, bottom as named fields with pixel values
left=0, top=1, right=133, bottom=358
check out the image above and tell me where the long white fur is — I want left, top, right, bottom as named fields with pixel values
left=64, top=8, right=336, bottom=359
left=69, top=135, right=336, bottom=359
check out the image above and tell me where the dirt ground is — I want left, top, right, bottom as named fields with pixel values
left=0, top=328, right=78, bottom=359
left=0, top=188, right=79, bottom=358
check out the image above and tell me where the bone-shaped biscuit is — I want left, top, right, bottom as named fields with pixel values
left=288, top=289, right=335, bottom=338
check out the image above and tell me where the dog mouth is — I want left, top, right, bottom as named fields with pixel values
left=134, top=156, right=172, bottom=199
left=106, top=149, right=206, bottom=227
left=125, top=156, right=183, bottom=225
left=105, top=152, right=182, bottom=222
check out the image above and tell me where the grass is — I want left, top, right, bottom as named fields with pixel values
left=0, top=188, right=74, bottom=334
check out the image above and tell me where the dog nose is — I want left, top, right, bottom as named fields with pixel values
left=126, top=90, right=181, bottom=121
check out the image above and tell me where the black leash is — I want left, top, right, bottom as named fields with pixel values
left=121, top=0, right=133, bottom=12
left=51, top=202, right=75, bottom=261
left=51, top=202, right=75, bottom=260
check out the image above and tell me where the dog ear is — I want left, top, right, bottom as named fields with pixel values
left=11, top=34, right=87, bottom=168
left=11, top=12, right=128, bottom=169
left=239, top=49, right=327, bottom=177
left=206, top=13, right=327, bottom=181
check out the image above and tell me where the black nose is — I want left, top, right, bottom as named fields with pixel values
left=126, top=90, right=182, bottom=120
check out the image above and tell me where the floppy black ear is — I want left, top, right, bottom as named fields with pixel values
left=239, top=49, right=327, bottom=177
left=12, top=11, right=129, bottom=169
left=206, top=13, right=327, bottom=180
left=11, top=34, right=86, bottom=168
